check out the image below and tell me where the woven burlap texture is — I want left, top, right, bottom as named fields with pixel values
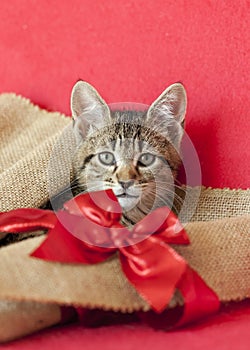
left=0, top=93, right=72, bottom=211
left=0, top=93, right=249, bottom=312
left=1, top=93, right=249, bottom=218
left=0, top=300, right=61, bottom=342
left=0, top=214, right=249, bottom=313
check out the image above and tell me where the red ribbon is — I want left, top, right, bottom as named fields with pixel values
left=0, top=190, right=220, bottom=325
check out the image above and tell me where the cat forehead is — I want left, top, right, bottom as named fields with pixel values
left=82, top=109, right=173, bottom=155
left=86, top=122, right=171, bottom=155
left=110, top=109, right=147, bottom=123
left=97, top=137, right=153, bottom=152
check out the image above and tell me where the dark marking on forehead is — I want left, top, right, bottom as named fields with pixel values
left=118, top=133, right=122, bottom=147
left=131, top=129, right=141, bottom=150
left=111, top=139, right=117, bottom=151
left=138, top=140, right=144, bottom=153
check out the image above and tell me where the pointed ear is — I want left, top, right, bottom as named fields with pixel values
left=71, top=80, right=110, bottom=142
left=146, top=83, right=187, bottom=148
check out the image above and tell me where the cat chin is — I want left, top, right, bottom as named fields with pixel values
left=117, top=196, right=140, bottom=212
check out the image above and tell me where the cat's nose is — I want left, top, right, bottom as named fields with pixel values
left=119, top=180, right=135, bottom=190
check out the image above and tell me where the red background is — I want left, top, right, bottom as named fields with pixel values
left=0, top=0, right=249, bottom=348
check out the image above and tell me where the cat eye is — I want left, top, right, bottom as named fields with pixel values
left=98, top=152, right=116, bottom=166
left=137, top=153, right=156, bottom=167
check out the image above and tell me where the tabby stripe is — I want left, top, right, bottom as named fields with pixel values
left=80, top=154, right=94, bottom=171
left=112, top=139, right=117, bottom=151
left=137, top=206, right=148, bottom=216
left=138, top=140, right=143, bottom=153
left=122, top=214, right=136, bottom=226
left=112, top=165, right=118, bottom=174
left=118, top=134, right=122, bottom=146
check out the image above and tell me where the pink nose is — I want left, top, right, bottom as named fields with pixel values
left=119, top=180, right=135, bottom=190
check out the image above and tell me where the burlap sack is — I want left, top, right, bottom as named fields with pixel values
left=0, top=214, right=249, bottom=342
left=1, top=93, right=249, bottom=220
left=0, top=94, right=249, bottom=342
left=0, top=214, right=249, bottom=308
left=0, top=93, right=72, bottom=240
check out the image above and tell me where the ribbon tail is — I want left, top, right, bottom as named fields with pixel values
left=31, top=213, right=115, bottom=264
left=0, top=208, right=57, bottom=233
left=119, top=240, right=187, bottom=313
left=176, top=266, right=220, bottom=326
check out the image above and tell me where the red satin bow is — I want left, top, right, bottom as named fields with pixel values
left=0, top=190, right=220, bottom=325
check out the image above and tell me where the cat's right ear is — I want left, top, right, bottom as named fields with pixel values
left=71, top=80, right=110, bottom=142
left=146, top=83, right=187, bottom=149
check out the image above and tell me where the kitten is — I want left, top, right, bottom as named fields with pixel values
left=0, top=81, right=186, bottom=246
left=70, top=81, right=187, bottom=226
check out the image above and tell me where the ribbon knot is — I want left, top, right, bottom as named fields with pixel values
left=0, top=189, right=220, bottom=325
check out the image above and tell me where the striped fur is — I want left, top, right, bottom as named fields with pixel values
left=71, top=81, right=186, bottom=225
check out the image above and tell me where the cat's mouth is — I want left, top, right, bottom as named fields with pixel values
left=116, top=192, right=140, bottom=211
left=113, top=188, right=141, bottom=211
left=116, top=193, right=139, bottom=199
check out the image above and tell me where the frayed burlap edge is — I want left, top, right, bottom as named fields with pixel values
left=0, top=93, right=249, bottom=341
left=0, top=213, right=249, bottom=342
left=0, top=214, right=249, bottom=312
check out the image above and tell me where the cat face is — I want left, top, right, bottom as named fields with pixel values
left=71, top=81, right=187, bottom=224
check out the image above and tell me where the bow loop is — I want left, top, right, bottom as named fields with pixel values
left=132, top=207, right=190, bottom=245
left=0, top=189, right=220, bottom=325
left=64, top=189, right=122, bottom=227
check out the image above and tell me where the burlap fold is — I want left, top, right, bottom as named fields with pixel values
left=0, top=214, right=249, bottom=311
left=0, top=300, right=61, bottom=343
left=0, top=93, right=249, bottom=342
left=0, top=93, right=71, bottom=212
left=1, top=93, right=249, bottom=226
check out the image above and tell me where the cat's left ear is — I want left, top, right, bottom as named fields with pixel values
left=71, top=80, right=111, bottom=143
left=146, top=83, right=187, bottom=149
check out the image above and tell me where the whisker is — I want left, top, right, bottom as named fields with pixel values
left=50, top=184, right=84, bottom=200
left=156, top=190, right=184, bottom=210
left=144, top=185, right=183, bottom=213
left=149, top=181, right=181, bottom=198
left=152, top=184, right=184, bottom=201
left=146, top=181, right=185, bottom=206
left=50, top=180, right=116, bottom=202
left=154, top=180, right=186, bottom=192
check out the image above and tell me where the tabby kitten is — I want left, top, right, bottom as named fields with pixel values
left=71, top=81, right=186, bottom=226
